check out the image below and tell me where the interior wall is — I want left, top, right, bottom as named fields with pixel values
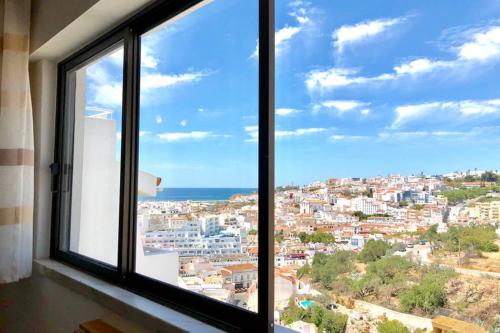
left=30, top=0, right=98, bottom=54
left=0, top=269, right=151, bottom=333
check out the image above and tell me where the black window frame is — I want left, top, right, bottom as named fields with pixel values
left=50, top=0, right=275, bottom=332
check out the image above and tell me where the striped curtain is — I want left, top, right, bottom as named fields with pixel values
left=0, top=0, right=33, bottom=283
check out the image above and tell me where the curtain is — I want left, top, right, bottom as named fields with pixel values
left=0, top=0, right=33, bottom=283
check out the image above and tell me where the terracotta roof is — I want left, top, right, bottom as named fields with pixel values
left=221, top=263, right=257, bottom=273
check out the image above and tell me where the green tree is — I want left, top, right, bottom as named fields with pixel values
left=248, top=229, right=257, bottom=235
left=299, top=231, right=335, bottom=244
left=481, top=171, right=498, bottom=182
left=297, top=262, right=311, bottom=279
left=281, top=297, right=306, bottom=325
left=358, top=240, right=391, bottom=263
left=367, top=256, right=413, bottom=285
left=312, top=251, right=356, bottom=289
left=349, top=272, right=382, bottom=298
left=399, top=200, right=408, bottom=207
left=377, top=319, right=410, bottom=333
left=399, top=272, right=447, bottom=314
left=414, top=204, right=425, bottom=211
left=353, top=211, right=368, bottom=220
left=319, top=310, right=348, bottom=333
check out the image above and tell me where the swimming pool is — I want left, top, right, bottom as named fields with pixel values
left=299, top=300, right=316, bottom=310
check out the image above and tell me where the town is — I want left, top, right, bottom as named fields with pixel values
left=136, top=170, right=500, bottom=333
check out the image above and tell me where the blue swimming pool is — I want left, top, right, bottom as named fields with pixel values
left=299, top=300, right=316, bottom=310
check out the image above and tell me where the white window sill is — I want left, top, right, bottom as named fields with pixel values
left=34, top=259, right=295, bottom=333
left=34, top=259, right=224, bottom=333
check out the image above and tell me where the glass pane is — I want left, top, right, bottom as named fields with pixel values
left=65, top=44, right=124, bottom=266
left=135, top=1, right=259, bottom=311
left=275, top=1, right=500, bottom=332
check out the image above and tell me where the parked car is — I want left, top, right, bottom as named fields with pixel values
left=327, top=303, right=338, bottom=310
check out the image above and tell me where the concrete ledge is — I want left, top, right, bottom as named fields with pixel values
left=34, top=259, right=223, bottom=333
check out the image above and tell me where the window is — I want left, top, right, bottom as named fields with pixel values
left=59, top=43, right=124, bottom=266
left=51, top=0, right=274, bottom=332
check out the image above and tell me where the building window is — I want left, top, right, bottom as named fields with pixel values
left=51, top=0, right=274, bottom=332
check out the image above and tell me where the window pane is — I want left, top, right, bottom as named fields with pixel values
left=135, top=1, right=259, bottom=311
left=275, top=1, right=500, bottom=332
left=64, top=44, right=124, bottom=266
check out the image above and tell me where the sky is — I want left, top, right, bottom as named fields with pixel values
left=83, top=0, right=500, bottom=187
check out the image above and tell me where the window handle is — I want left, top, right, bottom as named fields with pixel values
left=50, top=162, right=60, bottom=193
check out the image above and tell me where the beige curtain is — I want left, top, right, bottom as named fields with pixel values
left=0, top=0, right=33, bottom=283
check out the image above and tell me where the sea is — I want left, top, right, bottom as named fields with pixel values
left=138, top=188, right=257, bottom=202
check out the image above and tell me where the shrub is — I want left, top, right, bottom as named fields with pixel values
left=377, top=319, right=410, bottom=333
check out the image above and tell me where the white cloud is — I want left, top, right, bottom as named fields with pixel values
left=306, top=67, right=395, bottom=91
left=141, top=45, right=159, bottom=69
left=392, top=102, right=443, bottom=128
left=330, top=135, right=370, bottom=142
left=289, top=6, right=313, bottom=25
left=155, top=115, right=163, bottom=124
left=455, top=99, right=500, bottom=115
left=252, top=26, right=302, bottom=58
left=244, top=125, right=259, bottom=143
left=139, top=131, right=150, bottom=137
left=378, top=130, right=478, bottom=141
left=275, top=127, right=326, bottom=137
left=333, top=17, right=404, bottom=53
left=308, top=25, right=500, bottom=92
left=276, top=108, right=301, bottom=116
left=378, top=131, right=430, bottom=141
left=108, top=48, right=124, bottom=65
left=180, top=120, right=187, bottom=127
left=319, top=100, right=370, bottom=113
left=313, top=100, right=371, bottom=117
left=92, top=82, right=123, bottom=107
left=458, top=26, right=500, bottom=61
left=141, top=71, right=208, bottom=90
left=393, top=58, right=453, bottom=75
left=288, top=0, right=311, bottom=7
left=244, top=126, right=325, bottom=142
left=391, top=99, right=500, bottom=128
left=157, top=131, right=213, bottom=142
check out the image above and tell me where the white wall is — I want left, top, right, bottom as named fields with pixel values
left=0, top=269, right=151, bottom=333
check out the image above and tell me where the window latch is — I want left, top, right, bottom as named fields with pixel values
left=50, top=162, right=60, bottom=193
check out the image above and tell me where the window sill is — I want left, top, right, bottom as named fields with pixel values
left=34, top=259, right=223, bottom=333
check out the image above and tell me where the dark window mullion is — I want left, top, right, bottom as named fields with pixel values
left=119, top=28, right=140, bottom=277
left=258, top=0, right=275, bottom=331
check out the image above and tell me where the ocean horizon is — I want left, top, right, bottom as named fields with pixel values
left=139, top=187, right=257, bottom=202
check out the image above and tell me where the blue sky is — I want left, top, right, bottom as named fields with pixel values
left=85, top=0, right=500, bottom=187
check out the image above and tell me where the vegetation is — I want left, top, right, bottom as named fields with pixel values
left=481, top=171, right=499, bottom=182
left=353, top=211, right=391, bottom=220
left=476, top=196, right=500, bottom=203
left=247, top=229, right=257, bottom=235
left=297, top=262, right=311, bottom=279
left=298, top=231, right=335, bottom=244
left=274, top=232, right=284, bottom=244
left=376, top=319, right=410, bottom=333
left=311, top=251, right=356, bottom=289
left=399, top=272, right=448, bottom=314
left=358, top=240, right=391, bottom=263
left=442, top=185, right=500, bottom=204
left=281, top=297, right=347, bottom=333
left=399, top=200, right=408, bottom=207
left=302, top=225, right=499, bottom=326
left=366, top=256, right=413, bottom=285
left=433, top=225, right=499, bottom=253
left=413, top=204, right=425, bottom=210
